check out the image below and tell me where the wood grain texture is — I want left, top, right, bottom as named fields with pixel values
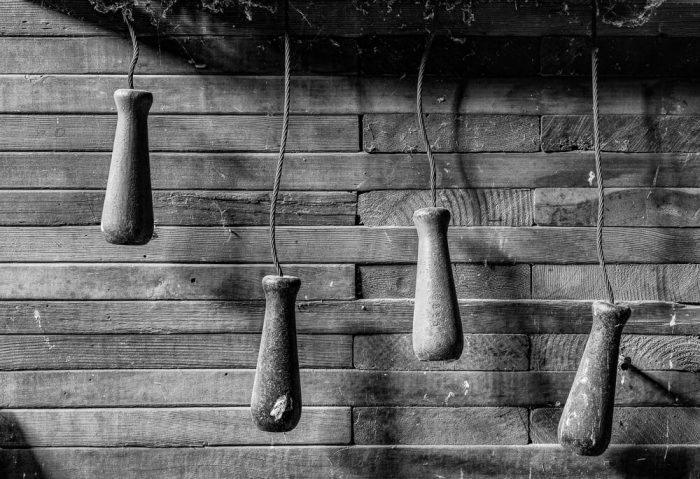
left=5, top=226, right=700, bottom=264
left=0, top=299, right=698, bottom=335
left=531, top=407, right=700, bottom=445
left=5, top=151, right=700, bottom=190
left=0, top=37, right=356, bottom=75
left=0, top=334, right=351, bottom=370
left=0, top=115, right=359, bottom=152
left=0, top=407, right=350, bottom=446
left=363, top=114, right=540, bottom=153
left=358, top=189, right=533, bottom=226
left=0, top=369, right=696, bottom=408
left=533, top=265, right=700, bottom=301
left=0, top=190, right=356, bottom=226
left=0, top=264, right=354, bottom=300
left=542, top=115, right=700, bottom=153
left=535, top=188, right=700, bottom=227
left=531, top=334, right=700, bottom=372
left=8, top=75, right=700, bottom=116
left=354, top=334, right=529, bottom=371
left=358, top=265, right=531, bottom=299
left=0, top=445, right=698, bottom=479
left=353, top=407, right=529, bottom=445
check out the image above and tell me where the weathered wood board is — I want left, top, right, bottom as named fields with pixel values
left=359, top=189, right=533, bottom=226
left=0, top=115, right=359, bottom=151
left=364, top=114, right=540, bottom=153
left=1, top=299, right=698, bottom=335
left=353, top=407, right=529, bottom=445
left=0, top=190, right=356, bottom=226
left=531, top=407, right=700, bottom=445
left=0, top=445, right=698, bottom=479
left=358, top=265, right=531, bottom=299
left=542, top=115, right=700, bottom=152
left=5, top=152, right=700, bottom=190
left=0, top=334, right=352, bottom=369
left=532, top=334, right=700, bottom=372
left=0, top=264, right=354, bottom=300
left=353, top=334, right=529, bottom=371
left=0, top=407, right=351, bottom=446
left=0, top=369, right=696, bottom=408
left=535, top=188, right=700, bottom=227
left=533, top=264, right=700, bottom=302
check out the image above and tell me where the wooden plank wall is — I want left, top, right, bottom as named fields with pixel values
left=3, top=0, right=700, bottom=477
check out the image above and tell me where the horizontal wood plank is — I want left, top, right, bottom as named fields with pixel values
left=535, top=188, right=700, bottom=227
left=0, top=334, right=351, bottom=370
left=0, top=264, right=354, bottom=300
left=0, top=407, right=350, bottom=446
left=533, top=264, right=700, bottom=301
left=0, top=190, right=356, bottom=226
left=531, top=407, right=700, bottom=445
left=358, top=189, right=533, bottom=226
left=7, top=75, right=700, bottom=116
left=3, top=226, right=700, bottom=264
left=358, top=265, right=531, bottom=299
left=0, top=445, right=697, bottom=479
left=0, top=115, right=359, bottom=152
left=0, top=369, right=696, bottom=408
left=0, top=37, right=356, bottom=75
left=353, top=407, right=529, bottom=445
left=542, top=115, right=700, bottom=153
left=542, top=36, right=700, bottom=77
left=353, top=334, right=529, bottom=371
left=364, top=114, right=540, bottom=153
left=4, top=151, right=700, bottom=190
left=531, top=334, right=700, bottom=372
left=0, top=299, right=698, bottom=335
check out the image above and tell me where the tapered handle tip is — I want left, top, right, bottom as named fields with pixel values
left=413, top=206, right=450, bottom=224
left=592, top=301, right=631, bottom=327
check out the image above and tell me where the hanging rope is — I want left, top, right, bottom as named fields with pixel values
left=416, top=34, right=437, bottom=208
left=591, top=0, right=615, bottom=304
left=122, top=10, right=139, bottom=89
left=268, top=26, right=291, bottom=277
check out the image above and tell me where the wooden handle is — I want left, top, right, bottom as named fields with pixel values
left=251, top=275, right=302, bottom=432
left=558, top=300, right=631, bottom=456
left=412, top=207, right=463, bottom=361
left=101, top=89, right=154, bottom=245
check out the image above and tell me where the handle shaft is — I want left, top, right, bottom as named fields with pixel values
left=101, top=89, right=154, bottom=245
left=558, top=300, right=630, bottom=455
left=251, top=275, right=302, bottom=432
left=412, top=207, right=463, bottom=361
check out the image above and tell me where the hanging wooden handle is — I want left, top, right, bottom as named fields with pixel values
left=412, top=207, right=463, bottom=361
left=558, top=300, right=631, bottom=456
left=251, top=275, right=302, bottom=432
left=101, top=89, right=154, bottom=245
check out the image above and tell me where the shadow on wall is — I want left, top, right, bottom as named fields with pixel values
left=0, top=412, right=46, bottom=479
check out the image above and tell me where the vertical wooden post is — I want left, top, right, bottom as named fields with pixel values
left=251, top=275, right=302, bottom=432
left=558, top=300, right=630, bottom=455
left=101, top=89, right=154, bottom=245
left=412, top=207, right=463, bottom=361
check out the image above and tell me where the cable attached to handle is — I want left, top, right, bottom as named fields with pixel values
left=122, top=10, right=139, bottom=89
left=591, top=0, right=615, bottom=304
left=416, top=34, right=437, bottom=208
left=268, top=26, right=291, bottom=277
